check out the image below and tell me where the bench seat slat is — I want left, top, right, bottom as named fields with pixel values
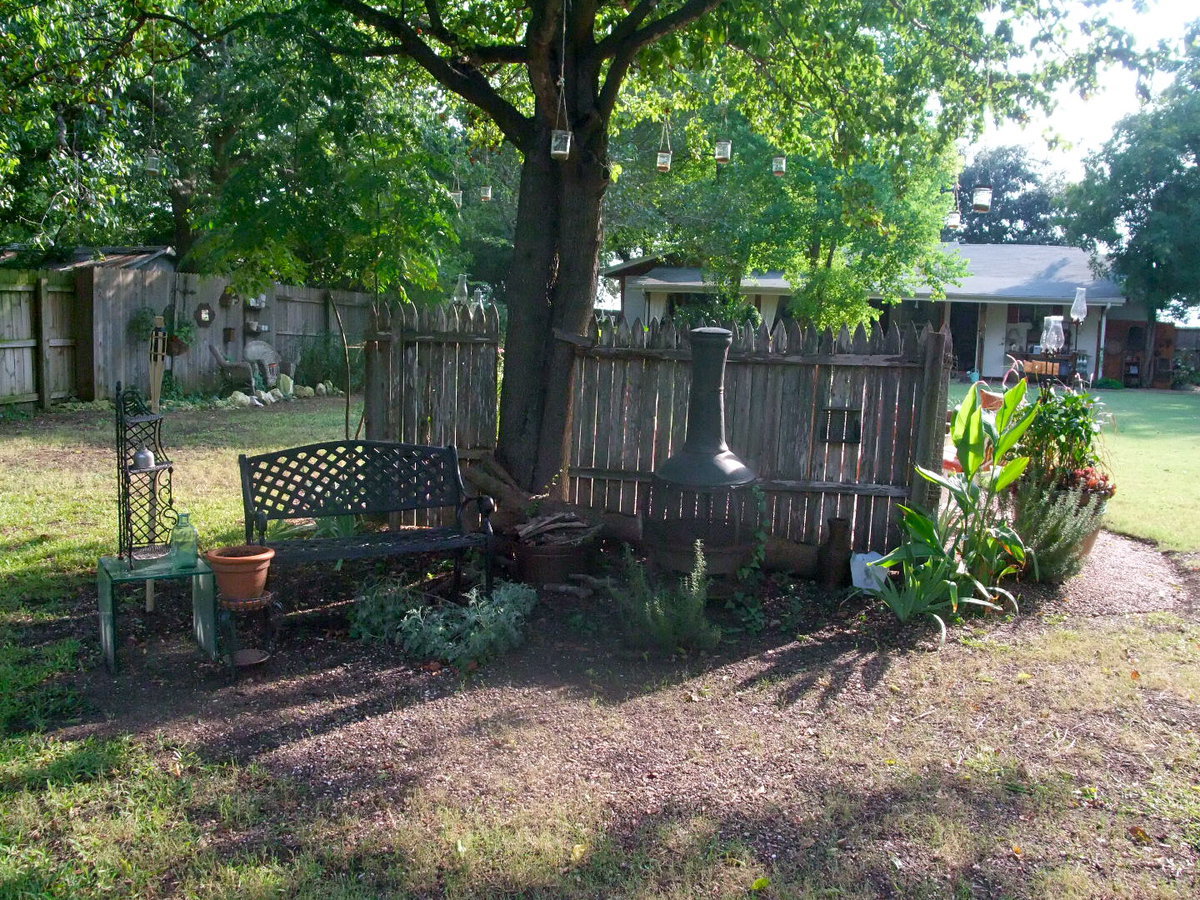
left=264, top=527, right=486, bottom=565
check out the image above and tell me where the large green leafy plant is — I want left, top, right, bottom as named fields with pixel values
left=874, top=381, right=1039, bottom=625
left=1016, top=386, right=1106, bottom=487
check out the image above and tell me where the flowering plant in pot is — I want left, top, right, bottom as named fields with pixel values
left=1008, top=385, right=1115, bottom=578
left=206, top=545, right=275, bottom=604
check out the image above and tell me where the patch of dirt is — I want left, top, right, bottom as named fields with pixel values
left=1018, top=531, right=1196, bottom=618
left=50, top=532, right=1200, bottom=895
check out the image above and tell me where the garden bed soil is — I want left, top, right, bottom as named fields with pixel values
left=38, top=530, right=1200, bottom=895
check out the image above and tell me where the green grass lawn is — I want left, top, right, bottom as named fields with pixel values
left=0, top=398, right=362, bottom=732
left=948, top=384, right=1200, bottom=554
left=1094, top=389, right=1200, bottom=554
left=4, top=397, right=1200, bottom=898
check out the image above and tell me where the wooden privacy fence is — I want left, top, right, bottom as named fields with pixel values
left=566, top=318, right=950, bottom=554
left=0, top=267, right=373, bottom=404
left=0, top=270, right=79, bottom=408
left=361, top=305, right=951, bottom=555
left=362, top=302, right=501, bottom=457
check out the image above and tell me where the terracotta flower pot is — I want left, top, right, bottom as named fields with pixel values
left=206, top=545, right=274, bottom=601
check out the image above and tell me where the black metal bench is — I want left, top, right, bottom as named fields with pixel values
left=238, top=441, right=494, bottom=593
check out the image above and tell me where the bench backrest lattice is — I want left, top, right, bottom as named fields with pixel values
left=240, top=441, right=466, bottom=542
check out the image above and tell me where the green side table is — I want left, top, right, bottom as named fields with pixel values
left=96, top=555, right=218, bottom=674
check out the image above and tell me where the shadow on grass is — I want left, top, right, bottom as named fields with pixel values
left=1, top=729, right=1080, bottom=899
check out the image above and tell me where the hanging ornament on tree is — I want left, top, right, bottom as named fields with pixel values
left=714, top=139, right=732, bottom=164
left=549, top=11, right=573, bottom=160
left=450, top=174, right=463, bottom=209
left=772, top=155, right=787, bottom=176
left=550, top=126, right=572, bottom=160
left=656, top=119, right=672, bottom=172
left=480, top=184, right=493, bottom=202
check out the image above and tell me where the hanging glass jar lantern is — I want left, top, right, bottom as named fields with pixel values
left=945, top=210, right=963, bottom=230
left=971, top=185, right=993, bottom=212
left=1041, top=315, right=1065, bottom=354
left=451, top=273, right=470, bottom=304
left=656, top=119, right=673, bottom=172
left=450, top=189, right=463, bottom=209
left=772, top=155, right=787, bottom=176
left=550, top=129, right=572, bottom=160
left=1070, top=287, right=1088, bottom=323
left=144, top=149, right=161, bottom=175
left=480, top=184, right=493, bottom=202
left=714, top=139, right=732, bottom=164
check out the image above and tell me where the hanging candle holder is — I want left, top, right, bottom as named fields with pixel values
left=550, top=128, right=572, bottom=160
left=450, top=176, right=463, bottom=209
left=714, top=139, right=732, bottom=164
left=945, top=209, right=963, bottom=230
left=480, top=184, right=493, bottom=202
left=656, top=119, right=673, bottom=172
left=971, top=185, right=993, bottom=212
left=771, top=155, right=787, bottom=176
left=144, top=149, right=162, bottom=175
left=549, top=51, right=572, bottom=161
left=1071, top=287, right=1088, bottom=323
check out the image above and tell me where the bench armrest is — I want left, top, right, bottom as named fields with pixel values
left=460, top=495, right=495, bottom=536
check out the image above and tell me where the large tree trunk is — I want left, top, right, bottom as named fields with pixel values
left=496, top=122, right=609, bottom=492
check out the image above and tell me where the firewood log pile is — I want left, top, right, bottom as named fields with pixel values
left=514, top=513, right=603, bottom=547
left=461, top=453, right=817, bottom=576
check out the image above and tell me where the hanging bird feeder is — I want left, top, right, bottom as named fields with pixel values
left=714, top=139, right=732, bottom=164
left=772, top=155, right=787, bottom=176
left=971, top=185, right=993, bottom=212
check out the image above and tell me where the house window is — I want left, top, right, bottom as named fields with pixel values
left=666, top=292, right=711, bottom=317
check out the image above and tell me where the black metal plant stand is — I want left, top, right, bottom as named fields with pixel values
left=115, top=382, right=177, bottom=566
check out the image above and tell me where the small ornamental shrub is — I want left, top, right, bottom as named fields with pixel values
left=1093, top=377, right=1125, bottom=390
left=1007, top=479, right=1106, bottom=583
left=352, top=580, right=537, bottom=670
left=618, top=542, right=721, bottom=653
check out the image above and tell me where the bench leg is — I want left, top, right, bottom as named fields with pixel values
left=452, top=549, right=464, bottom=598
left=484, top=540, right=494, bottom=597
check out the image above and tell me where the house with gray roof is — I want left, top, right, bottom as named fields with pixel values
left=603, top=244, right=1159, bottom=385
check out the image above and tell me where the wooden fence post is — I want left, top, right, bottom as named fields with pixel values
left=363, top=307, right=392, bottom=441
left=909, top=326, right=950, bottom=511
left=34, top=276, right=52, bottom=410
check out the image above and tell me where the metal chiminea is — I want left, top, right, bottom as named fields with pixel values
left=643, top=327, right=759, bottom=576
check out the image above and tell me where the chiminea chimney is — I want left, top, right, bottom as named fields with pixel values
left=642, top=327, right=759, bottom=583
left=655, top=328, right=755, bottom=487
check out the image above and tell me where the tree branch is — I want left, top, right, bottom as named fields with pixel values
left=595, top=0, right=729, bottom=120
left=327, top=0, right=532, bottom=146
